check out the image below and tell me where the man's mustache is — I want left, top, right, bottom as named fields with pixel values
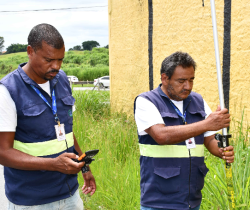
left=46, top=69, right=59, bottom=74
left=180, top=89, right=191, bottom=94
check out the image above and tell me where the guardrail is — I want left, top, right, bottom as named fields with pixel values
left=69, top=80, right=109, bottom=91
left=72, top=81, right=94, bottom=86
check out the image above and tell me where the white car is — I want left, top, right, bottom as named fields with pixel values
left=94, top=76, right=110, bottom=88
left=67, top=76, right=79, bottom=82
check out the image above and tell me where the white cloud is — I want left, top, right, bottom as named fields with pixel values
left=0, top=0, right=108, bottom=51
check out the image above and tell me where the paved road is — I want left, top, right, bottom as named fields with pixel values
left=0, top=165, right=8, bottom=209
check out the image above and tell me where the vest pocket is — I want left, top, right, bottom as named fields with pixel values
left=61, top=95, right=75, bottom=125
left=196, top=163, right=209, bottom=191
left=22, top=104, right=54, bottom=139
left=154, top=167, right=181, bottom=194
left=9, top=168, right=64, bottom=192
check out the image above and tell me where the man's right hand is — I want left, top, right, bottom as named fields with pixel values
left=205, top=105, right=230, bottom=131
left=52, top=153, right=85, bottom=174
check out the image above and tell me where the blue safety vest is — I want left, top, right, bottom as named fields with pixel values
left=0, top=63, right=78, bottom=205
left=135, top=85, right=209, bottom=210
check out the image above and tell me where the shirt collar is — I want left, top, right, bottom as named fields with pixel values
left=17, top=63, right=60, bottom=88
left=157, top=84, right=171, bottom=99
left=157, top=84, right=192, bottom=110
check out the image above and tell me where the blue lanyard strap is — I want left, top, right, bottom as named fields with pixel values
left=30, top=85, right=60, bottom=124
left=168, top=100, right=187, bottom=124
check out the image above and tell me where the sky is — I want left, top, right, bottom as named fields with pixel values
left=0, top=0, right=108, bottom=51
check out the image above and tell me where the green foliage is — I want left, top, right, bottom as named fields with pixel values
left=0, top=52, right=28, bottom=74
left=73, top=90, right=110, bottom=120
left=6, top=43, right=28, bottom=54
left=0, top=74, right=6, bottom=80
left=69, top=45, right=83, bottom=51
left=73, top=91, right=140, bottom=210
left=63, top=64, right=109, bottom=81
left=0, top=49, right=109, bottom=80
left=62, top=49, right=109, bottom=80
left=82, top=40, right=100, bottom=51
left=0, top=36, right=4, bottom=52
left=201, top=113, right=250, bottom=210
left=63, top=48, right=109, bottom=66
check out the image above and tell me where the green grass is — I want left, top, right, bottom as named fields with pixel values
left=73, top=91, right=250, bottom=210
left=0, top=52, right=28, bottom=74
left=0, top=74, right=6, bottom=80
left=0, top=49, right=109, bottom=81
left=201, top=113, right=250, bottom=210
left=73, top=90, right=140, bottom=210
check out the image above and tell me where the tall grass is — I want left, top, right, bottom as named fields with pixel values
left=0, top=53, right=28, bottom=74
left=63, top=64, right=109, bottom=81
left=73, top=91, right=250, bottom=210
left=201, top=112, right=250, bottom=210
left=0, top=74, right=6, bottom=80
left=73, top=90, right=140, bottom=210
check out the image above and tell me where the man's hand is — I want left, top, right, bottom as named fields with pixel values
left=52, top=153, right=85, bottom=174
left=219, top=146, right=235, bottom=163
left=205, top=105, right=230, bottom=131
left=82, top=171, right=96, bottom=196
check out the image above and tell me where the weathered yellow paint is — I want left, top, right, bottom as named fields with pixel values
left=109, top=0, right=250, bottom=128
left=109, top=0, right=149, bottom=114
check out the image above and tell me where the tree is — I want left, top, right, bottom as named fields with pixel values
left=68, top=45, right=83, bottom=51
left=73, top=45, right=82, bottom=51
left=6, top=43, right=28, bottom=54
left=0, top=37, right=4, bottom=52
left=82, top=41, right=100, bottom=51
left=104, top=44, right=109, bottom=49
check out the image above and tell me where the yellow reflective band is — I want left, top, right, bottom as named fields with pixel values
left=139, top=144, right=204, bottom=158
left=14, top=132, right=74, bottom=157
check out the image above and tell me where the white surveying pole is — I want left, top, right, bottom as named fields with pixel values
left=210, top=0, right=227, bottom=135
left=210, top=4, right=235, bottom=209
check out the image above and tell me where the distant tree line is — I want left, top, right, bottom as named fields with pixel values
left=69, top=40, right=108, bottom=51
left=6, top=44, right=28, bottom=54
left=0, top=35, right=108, bottom=55
left=0, top=36, right=28, bottom=54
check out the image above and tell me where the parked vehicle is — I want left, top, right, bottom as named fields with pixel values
left=67, top=76, right=79, bottom=82
left=94, top=76, right=110, bottom=88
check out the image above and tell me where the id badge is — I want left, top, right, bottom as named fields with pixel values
left=185, top=137, right=196, bottom=149
left=55, top=123, right=66, bottom=141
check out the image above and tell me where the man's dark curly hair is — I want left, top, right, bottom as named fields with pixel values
left=28, top=23, right=64, bottom=51
left=161, top=51, right=196, bottom=79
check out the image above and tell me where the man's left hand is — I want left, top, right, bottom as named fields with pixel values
left=82, top=171, right=96, bottom=196
left=219, top=146, right=234, bottom=163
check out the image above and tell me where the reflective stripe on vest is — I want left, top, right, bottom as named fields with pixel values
left=14, top=132, right=74, bottom=157
left=139, top=143, right=204, bottom=158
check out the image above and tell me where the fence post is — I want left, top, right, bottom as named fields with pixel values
left=70, top=78, right=72, bottom=90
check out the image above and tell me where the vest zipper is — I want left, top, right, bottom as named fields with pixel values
left=188, top=149, right=191, bottom=208
left=35, top=80, right=73, bottom=195
left=183, top=101, right=191, bottom=208
left=49, top=79, right=59, bottom=99
left=50, top=79, right=73, bottom=196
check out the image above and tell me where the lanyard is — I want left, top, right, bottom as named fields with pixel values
left=30, top=85, right=60, bottom=125
left=168, top=100, right=187, bottom=124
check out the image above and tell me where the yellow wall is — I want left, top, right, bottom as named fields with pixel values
left=109, top=0, right=149, bottom=114
left=109, top=0, right=250, bottom=127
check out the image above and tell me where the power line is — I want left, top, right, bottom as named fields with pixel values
left=0, top=5, right=108, bottom=13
